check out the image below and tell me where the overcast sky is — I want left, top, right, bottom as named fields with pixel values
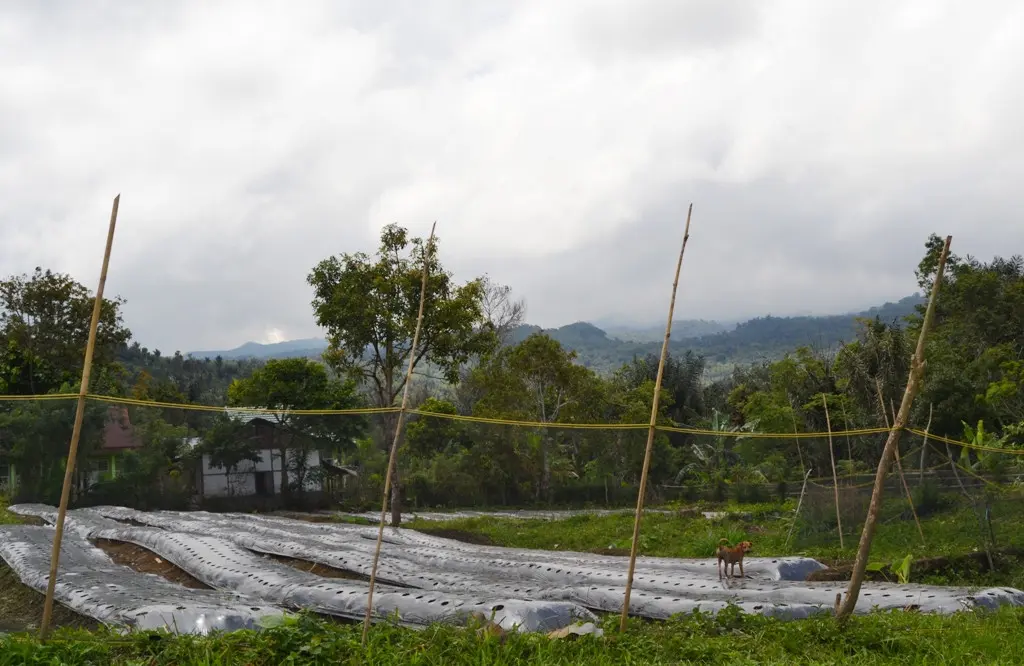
left=1, top=1, right=1022, bottom=353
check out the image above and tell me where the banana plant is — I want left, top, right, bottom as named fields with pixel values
left=674, top=409, right=760, bottom=485
left=959, top=419, right=1018, bottom=480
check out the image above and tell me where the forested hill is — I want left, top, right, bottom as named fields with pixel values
left=507, top=294, right=925, bottom=376
left=188, top=294, right=924, bottom=377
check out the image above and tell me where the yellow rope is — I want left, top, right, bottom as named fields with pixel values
left=1, top=393, right=1023, bottom=454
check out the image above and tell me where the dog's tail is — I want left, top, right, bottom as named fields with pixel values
left=718, top=537, right=729, bottom=545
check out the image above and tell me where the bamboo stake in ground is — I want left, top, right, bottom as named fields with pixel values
left=788, top=394, right=806, bottom=474
left=40, top=195, right=121, bottom=640
left=619, top=204, right=693, bottom=633
left=786, top=467, right=814, bottom=548
left=822, top=394, right=844, bottom=549
left=362, top=222, right=436, bottom=645
left=836, top=235, right=951, bottom=622
left=840, top=401, right=854, bottom=463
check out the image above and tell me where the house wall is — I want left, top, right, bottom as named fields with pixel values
left=200, top=449, right=322, bottom=498
left=0, top=460, right=14, bottom=493
left=85, top=455, right=117, bottom=487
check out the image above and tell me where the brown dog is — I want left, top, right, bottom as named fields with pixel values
left=716, top=538, right=753, bottom=580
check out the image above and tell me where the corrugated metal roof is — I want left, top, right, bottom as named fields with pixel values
left=224, top=407, right=290, bottom=425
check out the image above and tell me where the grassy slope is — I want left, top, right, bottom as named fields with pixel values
left=408, top=495, right=1024, bottom=588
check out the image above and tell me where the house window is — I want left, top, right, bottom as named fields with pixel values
left=87, top=458, right=113, bottom=483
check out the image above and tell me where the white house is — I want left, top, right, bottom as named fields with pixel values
left=192, top=408, right=325, bottom=499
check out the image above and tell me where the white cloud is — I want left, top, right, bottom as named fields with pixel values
left=0, top=0, right=1021, bottom=351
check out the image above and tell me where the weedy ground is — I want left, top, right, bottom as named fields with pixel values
left=2, top=493, right=1024, bottom=663
left=2, top=607, right=1023, bottom=665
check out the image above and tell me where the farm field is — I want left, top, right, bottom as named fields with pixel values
left=2, top=497, right=1024, bottom=664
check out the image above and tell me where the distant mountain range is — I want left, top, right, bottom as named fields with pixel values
left=188, top=337, right=330, bottom=361
left=187, top=294, right=925, bottom=378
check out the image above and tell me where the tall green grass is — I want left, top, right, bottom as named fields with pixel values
left=2, top=607, right=1022, bottom=665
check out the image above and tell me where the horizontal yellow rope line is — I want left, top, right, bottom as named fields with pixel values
left=0, top=393, right=79, bottom=401
left=906, top=428, right=1024, bottom=456
left=89, top=394, right=400, bottom=416
left=656, top=424, right=891, bottom=438
left=2, top=394, right=1022, bottom=453
left=405, top=409, right=647, bottom=430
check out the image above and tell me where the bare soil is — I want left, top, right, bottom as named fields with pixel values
left=807, top=548, right=1024, bottom=582
left=93, top=538, right=211, bottom=590
left=0, top=564, right=99, bottom=633
left=263, top=553, right=370, bottom=582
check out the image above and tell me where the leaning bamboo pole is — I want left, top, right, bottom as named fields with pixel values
left=619, top=204, right=692, bottom=633
left=786, top=467, right=814, bottom=548
left=836, top=235, right=951, bottom=622
left=880, top=388, right=925, bottom=544
left=822, top=394, right=844, bottom=549
left=362, top=222, right=436, bottom=645
left=40, top=195, right=121, bottom=640
left=889, top=396, right=924, bottom=543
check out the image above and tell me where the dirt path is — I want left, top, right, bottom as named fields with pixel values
left=93, top=539, right=211, bottom=590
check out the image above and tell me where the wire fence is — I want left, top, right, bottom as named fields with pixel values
left=2, top=393, right=1023, bottom=559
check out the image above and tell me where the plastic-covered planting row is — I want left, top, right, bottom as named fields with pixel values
left=84, top=505, right=828, bottom=582
left=0, top=525, right=284, bottom=633
left=80, top=507, right=834, bottom=604
left=14, top=505, right=1024, bottom=621
left=57, top=505, right=1024, bottom=617
left=121, top=508, right=1024, bottom=617
left=8, top=505, right=595, bottom=634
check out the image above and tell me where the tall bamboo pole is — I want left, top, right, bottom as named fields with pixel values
left=822, top=394, right=844, bottom=549
left=786, top=467, right=814, bottom=548
left=836, top=235, right=950, bottom=622
left=362, top=222, right=436, bottom=644
left=881, top=390, right=925, bottom=544
left=840, top=401, right=854, bottom=463
left=619, top=204, right=692, bottom=633
left=788, top=394, right=806, bottom=474
left=40, top=195, right=121, bottom=639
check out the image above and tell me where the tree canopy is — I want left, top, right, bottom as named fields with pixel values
left=226, top=358, right=366, bottom=497
left=0, top=268, right=130, bottom=395
left=1, top=231, right=1022, bottom=513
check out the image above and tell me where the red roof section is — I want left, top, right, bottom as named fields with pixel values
left=101, top=406, right=143, bottom=451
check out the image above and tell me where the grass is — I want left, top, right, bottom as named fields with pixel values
left=0, top=497, right=24, bottom=525
left=2, top=607, right=1023, bottom=665
left=407, top=492, right=1024, bottom=588
left=3, top=494, right=1024, bottom=663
